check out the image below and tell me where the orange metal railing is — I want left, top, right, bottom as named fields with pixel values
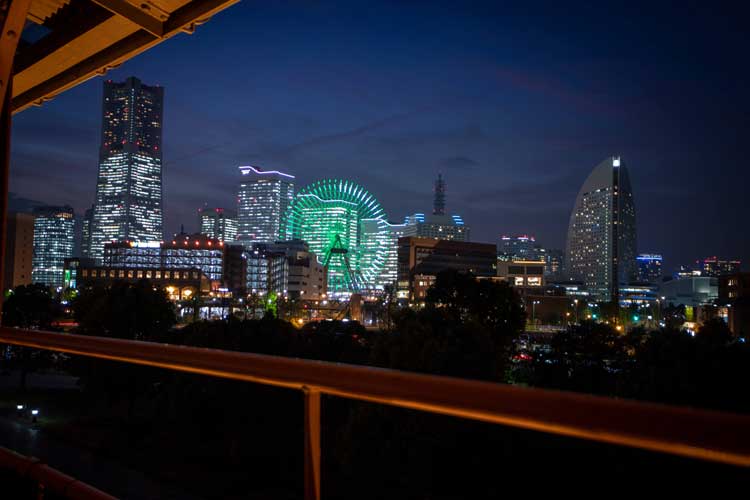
left=1, top=327, right=749, bottom=500
left=0, top=446, right=117, bottom=499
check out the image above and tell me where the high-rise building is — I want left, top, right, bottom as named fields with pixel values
left=403, top=174, right=469, bottom=242
left=637, top=253, right=663, bottom=283
left=498, top=235, right=538, bottom=261
left=31, top=206, right=75, bottom=288
left=566, top=156, right=637, bottom=302
left=698, top=257, right=741, bottom=277
left=377, top=222, right=407, bottom=289
left=89, top=77, right=164, bottom=263
left=237, top=166, right=294, bottom=244
left=199, top=207, right=238, bottom=242
left=3, top=212, right=35, bottom=292
left=81, top=205, right=94, bottom=259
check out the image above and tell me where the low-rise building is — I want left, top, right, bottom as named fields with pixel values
left=660, top=276, right=718, bottom=307
left=397, top=237, right=496, bottom=302
left=73, top=263, right=211, bottom=301
left=496, top=260, right=545, bottom=296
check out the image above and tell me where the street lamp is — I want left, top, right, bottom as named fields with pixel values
left=532, top=300, right=540, bottom=326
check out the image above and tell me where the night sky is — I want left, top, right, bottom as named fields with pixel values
left=9, top=2, right=749, bottom=273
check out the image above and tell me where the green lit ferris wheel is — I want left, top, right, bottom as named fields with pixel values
left=284, top=179, right=389, bottom=295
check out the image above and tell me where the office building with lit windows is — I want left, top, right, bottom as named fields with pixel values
left=103, top=234, right=227, bottom=283
left=698, top=257, right=741, bottom=277
left=243, top=240, right=326, bottom=301
left=377, top=222, right=407, bottom=289
left=566, top=157, right=637, bottom=302
left=31, top=206, right=75, bottom=288
left=89, top=77, right=164, bottom=263
left=237, top=166, right=294, bottom=244
left=498, top=235, right=538, bottom=261
left=199, top=207, right=238, bottom=242
left=637, top=253, right=663, bottom=283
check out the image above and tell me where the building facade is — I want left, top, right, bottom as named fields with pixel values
left=237, top=166, right=294, bottom=244
left=498, top=235, right=538, bottom=261
left=719, top=273, right=750, bottom=336
left=31, top=206, right=75, bottom=288
left=3, top=212, right=35, bottom=292
left=699, top=257, right=741, bottom=277
left=90, top=77, right=164, bottom=263
left=102, top=234, right=234, bottom=286
left=659, top=277, right=718, bottom=307
left=243, top=240, right=326, bottom=301
left=566, top=156, right=637, bottom=302
left=397, top=237, right=496, bottom=302
left=81, top=205, right=94, bottom=259
left=199, top=207, right=238, bottom=242
left=637, top=253, right=663, bottom=284
left=403, top=213, right=469, bottom=241
left=496, top=259, right=545, bottom=296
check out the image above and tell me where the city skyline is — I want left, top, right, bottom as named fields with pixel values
left=7, top=2, right=749, bottom=272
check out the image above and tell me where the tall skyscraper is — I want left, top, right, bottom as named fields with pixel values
left=199, top=207, right=238, bottom=242
left=566, top=156, right=637, bottom=302
left=89, top=77, right=164, bottom=263
left=237, top=166, right=294, bottom=244
left=3, top=212, right=35, bottom=292
left=31, top=206, right=75, bottom=289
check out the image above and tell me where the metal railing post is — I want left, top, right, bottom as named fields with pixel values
left=303, top=386, right=321, bottom=500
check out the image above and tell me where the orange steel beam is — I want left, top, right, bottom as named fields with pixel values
left=11, top=0, right=241, bottom=113
left=0, top=0, right=31, bottom=116
left=1, top=327, right=749, bottom=468
left=89, top=0, right=165, bottom=37
left=303, top=387, right=321, bottom=500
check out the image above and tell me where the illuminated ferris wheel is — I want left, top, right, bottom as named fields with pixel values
left=284, top=179, right=389, bottom=295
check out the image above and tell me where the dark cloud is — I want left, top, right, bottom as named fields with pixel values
left=440, top=156, right=478, bottom=169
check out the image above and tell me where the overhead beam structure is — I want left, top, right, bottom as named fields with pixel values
left=9, top=0, right=240, bottom=113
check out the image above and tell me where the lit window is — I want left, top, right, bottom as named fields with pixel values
left=137, top=271, right=143, bottom=278
left=514, top=277, right=524, bottom=286
left=155, top=271, right=162, bottom=279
